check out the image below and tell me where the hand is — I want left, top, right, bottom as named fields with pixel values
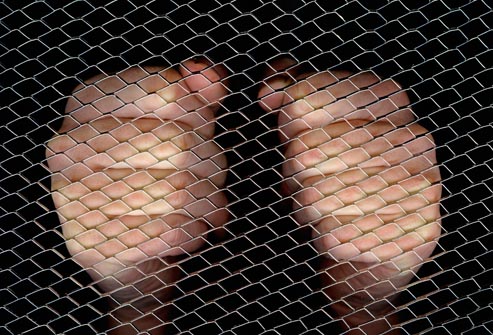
left=259, top=58, right=441, bottom=333
left=46, top=59, right=229, bottom=330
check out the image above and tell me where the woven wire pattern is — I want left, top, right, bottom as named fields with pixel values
left=1, top=1, right=492, bottom=334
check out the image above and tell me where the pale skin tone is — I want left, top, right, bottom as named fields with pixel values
left=47, top=56, right=441, bottom=334
left=258, top=58, right=441, bottom=334
left=46, top=59, right=229, bottom=333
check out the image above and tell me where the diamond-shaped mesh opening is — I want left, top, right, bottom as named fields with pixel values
left=1, top=1, right=492, bottom=334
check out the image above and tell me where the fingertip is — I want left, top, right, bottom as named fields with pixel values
left=265, top=56, right=298, bottom=74
left=180, top=57, right=228, bottom=83
left=257, top=56, right=299, bottom=112
left=180, top=57, right=212, bottom=74
left=178, top=58, right=229, bottom=107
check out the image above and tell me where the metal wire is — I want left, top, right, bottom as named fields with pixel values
left=1, top=1, right=492, bottom=334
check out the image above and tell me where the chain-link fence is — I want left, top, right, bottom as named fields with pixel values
left=1, top=1, right=492, bottom=334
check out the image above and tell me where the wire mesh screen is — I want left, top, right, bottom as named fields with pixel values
left=1, top=1, right=492, bottom=334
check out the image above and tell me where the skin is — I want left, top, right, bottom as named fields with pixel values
left=46, top=55, right=441, bottom=333
left=46, top=59, right=229, bottom=333
left=258, top=58, right=442, bottom=334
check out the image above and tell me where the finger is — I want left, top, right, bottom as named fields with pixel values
left=312, top=215, right=440, bottom=265
left=278, top=72, right=408, bottom=139
left=293, top=155, right=440, bottom=220
left=257, top=57, right=298, bottom=112
left=179, top=58, right=229, bottom=105
left=61, top=64, right=227, bottom=139
left=284, top=120, right=438, bottom=186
